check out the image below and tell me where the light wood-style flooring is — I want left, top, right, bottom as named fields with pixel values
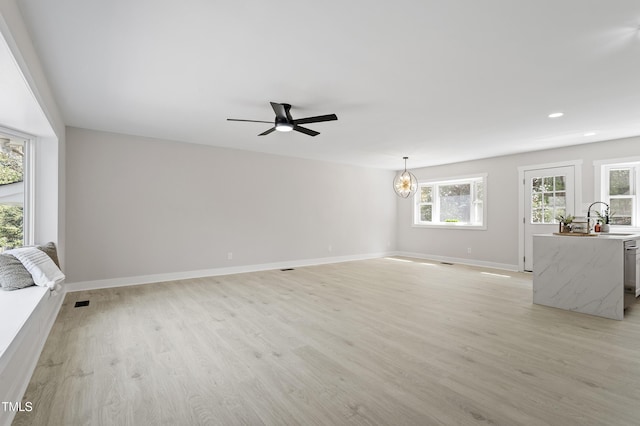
left=14, top=258, right=640, bottom=425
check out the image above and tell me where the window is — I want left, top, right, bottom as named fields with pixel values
left=0, top=134, right=29, bottom=250
left=414, top=175, right=486, bottom=228
left=600, top=162, right=638, bottom=227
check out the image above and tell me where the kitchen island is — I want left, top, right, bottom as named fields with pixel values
left=533, top=233, right=639, bottom=320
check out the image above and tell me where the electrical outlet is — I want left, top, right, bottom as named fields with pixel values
left=227, top=252, right=233, bottom=260
left=328, top=245, right=332, bottom=252
left=467, top=247, right=472, bottom=254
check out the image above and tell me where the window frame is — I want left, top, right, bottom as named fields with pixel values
left=413, top=173, right=487, bottom=230
left=0, top=128, right=34, bottom=248
left=594, top=158, right=640, bottom=231
left=23, top=138, right=34, bottom=245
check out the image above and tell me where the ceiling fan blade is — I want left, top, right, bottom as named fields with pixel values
left=283, top=104, right=293, bottom=121
left=292, top=114, right=338, bottom=125
left=227, top=118, right=273, bottom=123
left=270, top=102, right=288, bottom=120
left=293, top=125, right=319, bottom=137
left=258, top=127, right=276, bottom=136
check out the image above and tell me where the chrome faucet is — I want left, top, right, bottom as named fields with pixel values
left=587, top=201, right=609, bottom=233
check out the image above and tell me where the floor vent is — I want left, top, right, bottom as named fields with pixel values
left=280, top=268, right=295, bottom=271
left=74, top=300, right=90, bottom=308
left=440, top=262, right=454, bottom=265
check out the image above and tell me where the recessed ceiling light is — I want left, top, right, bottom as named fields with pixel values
left=583, top=132, right=596, bottom=136
left=548, top=112, right=564, bottom=118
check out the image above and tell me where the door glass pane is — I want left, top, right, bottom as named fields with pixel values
left=532, top=209, right=543, bottom=223
left=532, top=178, right=542, bottom=192
left=609, top=169, right=631, bottom=196
left=530, top=174, right=567, bottom=224
left=531, top=192, right=542, bottom=208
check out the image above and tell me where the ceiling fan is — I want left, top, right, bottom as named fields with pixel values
left=227, top=102, right=338, bottom=137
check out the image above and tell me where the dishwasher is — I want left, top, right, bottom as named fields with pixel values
left=624, top=240, right=640, bottom=309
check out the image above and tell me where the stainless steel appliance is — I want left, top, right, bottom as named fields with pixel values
left=624, top=240, right=640, bottom=309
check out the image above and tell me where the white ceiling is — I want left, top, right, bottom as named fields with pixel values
left=16, top=0, right=640, bottom=170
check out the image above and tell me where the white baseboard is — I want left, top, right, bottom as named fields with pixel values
left=395, top=251, right=519, bottom=272
left=65, top=252, right=396, bottom=292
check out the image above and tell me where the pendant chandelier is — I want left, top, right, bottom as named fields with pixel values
left=393, top=156, right=418, bottom=198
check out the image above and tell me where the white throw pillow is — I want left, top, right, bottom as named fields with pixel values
left=6, top=247, right=65, bottom=290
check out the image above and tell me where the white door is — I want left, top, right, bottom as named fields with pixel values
left=523, top=166, right=575, bottom=271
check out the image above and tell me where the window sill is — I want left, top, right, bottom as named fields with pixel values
left=412, top=224, right=487, bottom=231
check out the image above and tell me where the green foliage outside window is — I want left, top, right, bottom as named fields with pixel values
left=0, top=205, right=23, bottom=249
left=439, top=183, right=471, bottom=222
left=0, top=150, right=23, bottom=184
left=609, top=169, right=630, bottom=196
left=0, top=148, right=24, bottom=249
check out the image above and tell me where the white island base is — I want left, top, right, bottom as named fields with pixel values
left=533, top=234, right=626, bottom=320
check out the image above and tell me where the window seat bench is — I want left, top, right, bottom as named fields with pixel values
left=0, top=287, right=63, bottom=426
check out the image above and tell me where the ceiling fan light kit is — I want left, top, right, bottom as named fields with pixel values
left=228, top=102, right=338, bottom=137
left=275, top=122, right=294, bottom=132
left=393, top=156, right=418, bottom=198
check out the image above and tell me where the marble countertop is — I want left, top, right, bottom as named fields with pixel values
left=533, top=233, right=630, bottom=320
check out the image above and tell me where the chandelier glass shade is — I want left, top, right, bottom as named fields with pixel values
left=393, top=157, right=418, bottom=198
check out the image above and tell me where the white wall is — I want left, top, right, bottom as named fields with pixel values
left=65, top=127, right=397, bottom=283
left=397, top=136, right=640, bottom=269
left=0, top=5, right=66, bottom=424
left=0, top=0, right=66, bottom=264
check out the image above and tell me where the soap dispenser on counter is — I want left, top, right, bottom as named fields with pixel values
left=587, top=201, right=610, bottom=234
